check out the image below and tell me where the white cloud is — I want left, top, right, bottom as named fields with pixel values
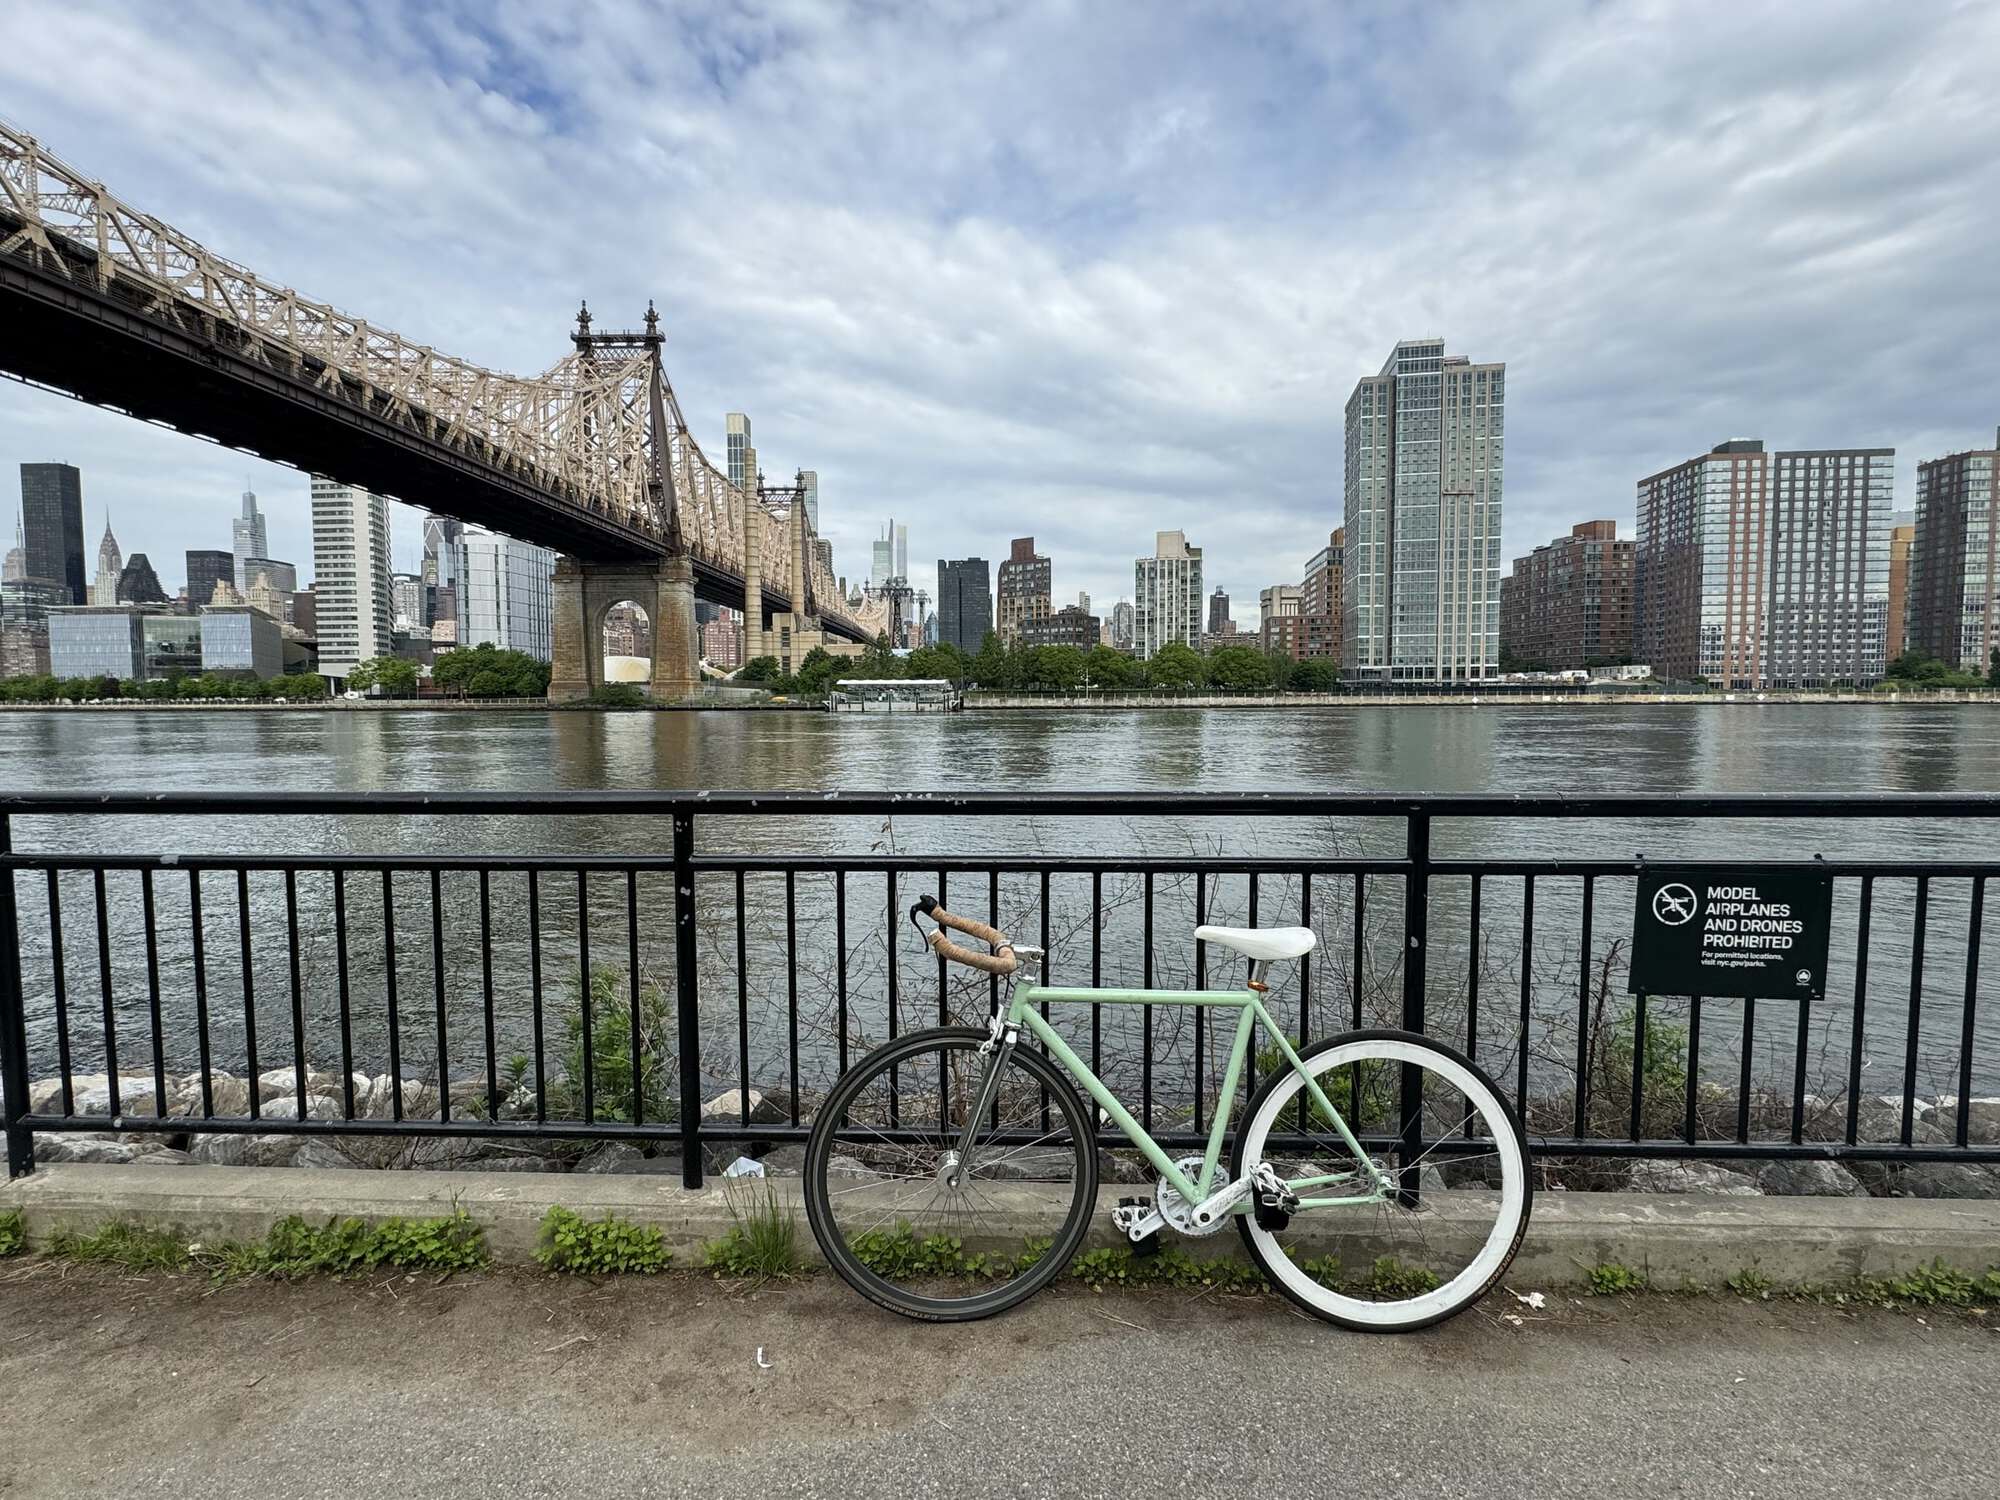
left=3, top=0, right=1997, bottom=622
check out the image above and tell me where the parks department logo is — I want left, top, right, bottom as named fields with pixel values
left=1651, top=882, right=1699, bottom=927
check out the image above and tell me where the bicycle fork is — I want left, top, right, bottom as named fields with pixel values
left=945, top=1013, right=1019, bottom=1189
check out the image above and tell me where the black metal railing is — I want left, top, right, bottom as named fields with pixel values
left=2, top=791, right=1997, bottom=1188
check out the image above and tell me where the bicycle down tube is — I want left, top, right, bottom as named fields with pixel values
left=1005, top=983, right=1385, bottom=1210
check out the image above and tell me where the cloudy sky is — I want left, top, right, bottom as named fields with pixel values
left=4, top=0, right=1998, bottom=625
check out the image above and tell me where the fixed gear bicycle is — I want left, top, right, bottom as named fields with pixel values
left=802, top=894, right=1533, bottom=1331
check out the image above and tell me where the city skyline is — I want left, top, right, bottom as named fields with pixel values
left=3, top=4, right=1996, bottom=619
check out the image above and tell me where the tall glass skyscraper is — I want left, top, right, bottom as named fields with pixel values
left=454, top=526, right=555, bottom=660
left=231, top=489, right=268, bottom=590
left=1342, top=340, right=1504, bottom=682
left=19, top=462, right=86, bottom=604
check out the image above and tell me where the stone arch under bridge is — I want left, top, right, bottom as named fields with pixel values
left=548, top=556, right=699, bottom=701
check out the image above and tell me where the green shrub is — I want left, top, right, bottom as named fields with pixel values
left=589, top=683, right=647, bottom=708
left=1069, top=1245, right=1267, bottom=1292
left=226, top=1212, right=488, bottom=1277
left=535, top=1206, right=670, bottom=1274
left=1875, top=1259, right=2000, bottom=1307
left=0, top=1209, right=24, bottom=1257
left=1726, top=1267, right=1772, bottom=1297
left=1587, top=1261, right=1649, bottom=1295
left=48, top=1221, right=192, bottom=1270
left=848, top=1225, right=1046, bottom=1282
left=702, top=1185, right=801, bottom=1279
left=548, top=965, right=677, bottom=1124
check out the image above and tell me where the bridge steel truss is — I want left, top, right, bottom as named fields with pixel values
left=0, top=118, right=861, bottom=641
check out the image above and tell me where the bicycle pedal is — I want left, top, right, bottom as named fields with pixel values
left=1254, top=1201, right=1292, bottom=1233
left=1129, top=1229, right=1161, bottom=1259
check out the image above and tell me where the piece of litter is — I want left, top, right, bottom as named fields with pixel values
left=1513, top=1290, right=1547, bottom=1310
left=1502, top=1313, right=1524, bottom=1327
left=755, top=1346, right=774, bottom=1370
left=724, top=1156, right=766, bottom=1179
left=1733, top=1376, right=1746, bottom=1384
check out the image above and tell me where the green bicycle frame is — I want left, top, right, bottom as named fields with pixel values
left=1005, top=981, right=1388, bottom=1211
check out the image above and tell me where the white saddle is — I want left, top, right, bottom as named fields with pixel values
left=1194, top=924, right=1317, bottom=963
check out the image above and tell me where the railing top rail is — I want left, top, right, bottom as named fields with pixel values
left=4, top=790, right=2000, bottom=818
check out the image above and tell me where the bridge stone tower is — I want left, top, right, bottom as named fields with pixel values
left=548, top=303, right=701, bottom=702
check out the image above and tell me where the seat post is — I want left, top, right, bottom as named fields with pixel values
left=1246, top=959, right=1269, bottom=993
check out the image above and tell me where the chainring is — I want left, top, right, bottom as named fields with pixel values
left=1153, top=1155, right=1232, bottom=1237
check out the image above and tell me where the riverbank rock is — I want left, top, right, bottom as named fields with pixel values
left=701, top=1088, right=789, bottom=1125
left=1625, top=1160, right=1763, bottom=1196
left=573, top=1142, right=647, bottom=1174
left=32, top=1133, right=190, bottom=1166
left=1854, top=1161, right=2000, bottom=1199
left=1930, top=1098, right=2000, bottom=1144
left=1753, top=1159, right=1870, bottom=1197
left=186, top=1133, right=311, bottom=1167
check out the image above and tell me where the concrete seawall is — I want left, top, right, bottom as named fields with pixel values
left=7, top=1163, right=1997, bottom=1286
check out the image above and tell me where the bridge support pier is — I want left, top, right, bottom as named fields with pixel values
left=548, top=555, right=700, bottom=703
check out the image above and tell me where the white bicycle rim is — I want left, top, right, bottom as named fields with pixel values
left=1240, top=1036, right=1527, bottom=1327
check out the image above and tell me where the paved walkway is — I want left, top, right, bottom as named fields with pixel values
left=1, top=1264, right=1993, bottom=1498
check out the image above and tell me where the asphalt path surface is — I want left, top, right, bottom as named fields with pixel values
left=0, top=1262, right=1993, bottom=1498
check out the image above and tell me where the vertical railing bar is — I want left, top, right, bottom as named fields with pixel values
left=1845, top=876, right=1872, bottom=1146
left=1039, top=868, right=1052, bottom=1130
left=1735, top=997, right=1755, bottom=1145
left=1246, top=872, right=1259, bottom=1099
left=380, top=868, right=400, bottom=1122
left=1090, top=869, right=1103, bottom=1077
left=1516, top=875, right=1533, bottom=1115
left=988, top=867, right=1001, bottom=1017
left=1352, top=870, right=1365, bottom=1029
left=1629, top=987, right=1647, bottom=1143
left=1194, top=871, right=1206, bottom=1133
left=481, top=870, right=498, bottom=1124
left=579, top=868, right=594, bottom=1127
left=1142, top=870, right=1154, bottom=1130
left=528, top=868, right=545, bottom=1127
left=1297, top=870, right=1312, bottom=1133
left=734, top=868, right=747, bottom=1127
left=1571, top=873, right=1594, bottom=1140
left=886, top=868, right=899, bottom=1127
left=141, top=869, right=166, bottom=1117
left=189, top=872, right=213, bottom=1119
left=672, top=812, right=701, bottom=1189
left=0, top=816, right=31, bottom=1177
left=1901, top=876, right=1928, bottom=1147
left=785, top=869, right=799, bottom=1127
left=1684, top=995, right=1703, bottom=1144
left=628, top=868, right=644, bottom=1126
left=431, top=868, right=450, bottom=1124
left=935, top=870, right=949, bottom=1015
left=45, top=870, right=74, bottom=1116
left=835, top=870, right=849, bottom=1075
left=1398, top=816, right=1431, bottom=1195
left=1465, top=875, right=1481, bottom=1062
left=235, top=869, right=259, bottom=1120
left=94, top=869, right=121, bottom=1116
left=1789, top=984, right=1810, bottom=1146
left=332, top=871, right=352, bottom=1120
left=286, top=868, right=307, bottom=1114
left=1956, top=876, right=1984, bottom=1150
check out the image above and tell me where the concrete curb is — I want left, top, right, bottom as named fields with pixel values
left=8, top=1164, right=2000, bottom=1284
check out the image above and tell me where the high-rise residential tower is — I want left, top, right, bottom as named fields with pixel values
left=799, top=471, right=819, bottom=533
left=310, top=476, right=394, bottom=679
left=996, top=537, right=1052, bottom=645
left=1342, top=340, right=1504, bottom=681
left=935, top=557, right=993, bottom=652
left=1134, top=530, right=1203, bottom=659
left=1207, top=588, right=1232, bottom=637
left=1764, top=449, right=1893, bottom=685
left=1908, top=430, right=1999, bottom=674
left=231, top=489, right=268, bottom=590
left=1635, top=440, right=1894, bottom=687
left=19, top=462, right=86, bottom=604
left=453, top=526, right=555, bottom=659
left=1499, top=521, right=1636, bottom=671
left=1886, top=511, right=1916, bottom=663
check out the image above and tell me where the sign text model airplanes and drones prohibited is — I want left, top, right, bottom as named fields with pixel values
left=1628, top=871, right=1833, bottom=1000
